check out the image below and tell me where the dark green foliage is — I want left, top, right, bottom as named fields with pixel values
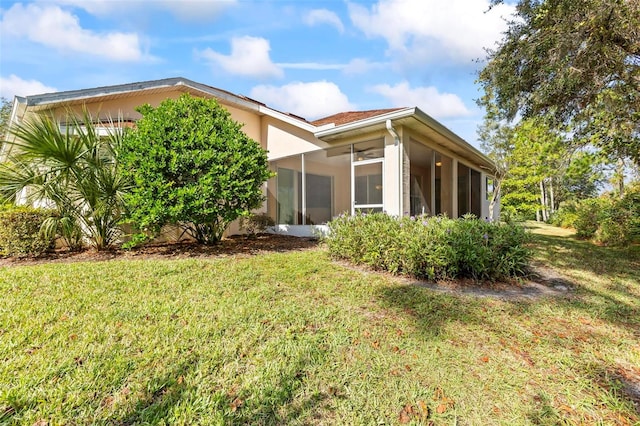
left=0, top=97, right=11, bottom=141
left=480, top=0, right=640, bottom=164
left=0, top=205, right=55, bottom=257
left=561, top=184, right=640, bottom=246
left=120, top=95, right=273, bottom=245
left=325, top=213, right=530, bottom=281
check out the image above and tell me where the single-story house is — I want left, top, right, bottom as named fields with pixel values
left=3, top=77, right=499, bottom=237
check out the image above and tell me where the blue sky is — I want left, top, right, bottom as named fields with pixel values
left=0, top=0, right=516, bottom=148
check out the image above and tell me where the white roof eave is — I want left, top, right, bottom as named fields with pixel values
left=314, top=106, right=495, bottom=171
left=313, top=107, right=416, bottom=139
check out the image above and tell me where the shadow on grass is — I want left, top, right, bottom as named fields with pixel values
left=376, top=284, right=482, bottom=340
left=532, top=233, right=640, bottom=275
left=375, top=272, right=640, bottom=422
left=374, top=231, right=640, bottom=340
left=113, top=340, right=332, bottom=425
left=531, top=233, right=640, bottom=329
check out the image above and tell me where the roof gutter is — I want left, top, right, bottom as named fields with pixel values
left=314, top=107, right=415, bottom=139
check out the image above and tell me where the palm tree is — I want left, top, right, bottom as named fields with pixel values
left=0, top=110, right=130, bottom=250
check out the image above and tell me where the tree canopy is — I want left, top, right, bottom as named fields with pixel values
left=119, top=94, right=273, bottom=245
left=479, top=0, right=640, bottom=164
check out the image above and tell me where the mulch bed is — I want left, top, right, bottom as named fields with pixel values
left=0, top=234, right=320, bottom=268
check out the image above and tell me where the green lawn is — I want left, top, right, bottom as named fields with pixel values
left=1, top=224, right=639, bottom=425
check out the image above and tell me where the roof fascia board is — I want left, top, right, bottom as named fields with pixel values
left=25, top=77, right=185, bottom=106
left=315, top=106, right=495, bottom=170
left=314, top=107, right=416, bottom=138
left=257, top=105, right=317, bottom=132
left=175, top=80, right=261, bottom=112
left=24, top=78, right=261, bottom=112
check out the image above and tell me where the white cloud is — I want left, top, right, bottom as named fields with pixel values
left=0, top=75, right=57, bottom=99
left=0, top=3, right=145, bottom=61
left=199, top=36, right=283, bottom=79
left=343, top=58, right=388, bottom=75
left=348, top=0, right=515, bottom=64
left=370, top=81, right=470, bottom=119
left=155, top=0, right=237, bottom=21
left=52, top=0, right=237, bottom=21
left=250, top=81, right=356, bottom=119
left=276, top=58, right=388, bottom=74
left=303, top=9, right=345, bottom=33
left=278, top=62, right=344, bottom=71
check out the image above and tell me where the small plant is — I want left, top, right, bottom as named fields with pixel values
left=239, top=213, right=275, bottom=237
left=0, top=205, right=56, bottom=257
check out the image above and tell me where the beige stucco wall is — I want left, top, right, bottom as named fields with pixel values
left=34, top=90, right=264, bottom=145
left=263, top=117, right=324, bottom=160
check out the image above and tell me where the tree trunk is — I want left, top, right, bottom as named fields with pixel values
left=539, top=180, right=548, bottom=222
left=549, top=179, right=555, bottom=214
left=617, top=157, right=625, bottom=197
left=489, top=179, right=501, bottom=221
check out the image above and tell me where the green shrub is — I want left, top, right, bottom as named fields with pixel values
left=325, top=213, right=530, bottom=281
left=240, top=213, right=275, bottom=237
left=570, top=187, right=640, bottom=246
left=549, top=202, right=579, bottom=228
left=619, top=184, right=640, bottom=240
left=594, top=217, right=629, bottom=246
left=0, top=205, right=55, bottom=257
left=573, top=198, right=610, bottom=239
left=120, top=94, right=273, bottom=245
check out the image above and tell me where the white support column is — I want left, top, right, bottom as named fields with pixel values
left=301, top=153, right=306, bottom=225
left=451, top=159, right=458, bottom=218
left=480, top=172, right=489, bottom=220
left=402, top=136, right=411, bottom=216
left=430, top=151, right=436, bottom=215
left=383, top=133, right=400, bottom=215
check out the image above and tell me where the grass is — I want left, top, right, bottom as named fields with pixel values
left=1, top=224, right=639, bottom=425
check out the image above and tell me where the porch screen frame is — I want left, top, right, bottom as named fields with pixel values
left=351, top=148, right=385, bottom=214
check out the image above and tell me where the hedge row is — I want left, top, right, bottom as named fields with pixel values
left=0, top=205, right=56, bottom=257
left=325, top=213, right=530, bottom=281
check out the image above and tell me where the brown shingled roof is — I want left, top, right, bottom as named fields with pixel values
left=311, top=108, right=407, bottom=127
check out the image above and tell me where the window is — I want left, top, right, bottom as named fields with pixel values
left=354, top=162, right=383, bottom=207
left=305, top=173, right=333, bottom=225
